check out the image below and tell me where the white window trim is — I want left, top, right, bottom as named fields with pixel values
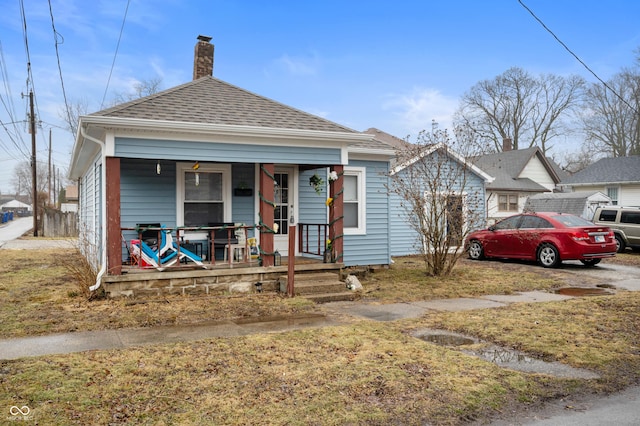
left=605, top=186, right=619, bottom=206
left=176, top=163, right=232, bottom=239
left=343, top=166, right=366, bottom=235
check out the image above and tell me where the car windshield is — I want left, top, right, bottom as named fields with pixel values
left=551, top=214, right=594, bottom=228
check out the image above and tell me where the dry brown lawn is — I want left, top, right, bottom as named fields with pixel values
left=1, top=247, right=639, bottom=425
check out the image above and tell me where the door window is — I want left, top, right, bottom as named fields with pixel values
left=274, top=172, right=289, bottom=235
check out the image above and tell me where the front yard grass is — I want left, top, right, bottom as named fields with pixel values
left=1, top=247, right=639, bottom=424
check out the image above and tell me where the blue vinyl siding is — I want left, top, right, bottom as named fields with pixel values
left=389, top=154, right=487, bottom=256
left=120, top=159, right=177, bottom=247
left=298, top=167, right=329, bottom=256
left=115, top=137, right=342, bottom=165
left=231, top=163, right=256, bottom=235
left=343, top=160, right=391, bottom=267
left=389, top=192, right=421, bottom=255
left=299, top=168, right=328, bottom=223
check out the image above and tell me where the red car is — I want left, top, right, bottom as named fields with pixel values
left=466, top=212, right=617, bottom=267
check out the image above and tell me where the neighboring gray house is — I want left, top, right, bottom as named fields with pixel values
left=471, top=145, right=565, bottom=223
left=68, top=36, right=395, bottom=292
left=559, top=156, right=640, bottom=207
left=388, top=141, right=493, bottom=256
left=524, top=191, right=611, bottom=220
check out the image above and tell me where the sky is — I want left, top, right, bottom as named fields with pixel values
left=1, top=0, right=640, bottom=194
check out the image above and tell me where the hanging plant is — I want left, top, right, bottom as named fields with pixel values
left=309, top=173, right=325, bottom=195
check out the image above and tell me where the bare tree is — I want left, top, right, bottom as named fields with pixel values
left=455, top=67, right=585, bottom=154
left=10, top=161, right=49, bottom=202
left=111, top=77, right=163, bottom=105
left=388, top=127, right=487, bottom=276
left=59, top=98, right=89, bottom=139
left=581, top=69, right=640, bottom=157
left=556, top=142, right=598, bottom=174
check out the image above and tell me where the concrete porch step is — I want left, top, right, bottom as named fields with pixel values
left=279, top=272, right=355, bottom=302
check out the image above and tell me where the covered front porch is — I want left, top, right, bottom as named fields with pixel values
left=106, top=159, right=347, bottom=275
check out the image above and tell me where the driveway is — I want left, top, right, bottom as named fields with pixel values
left=0, top=216, right=34, bottom=248
left=0, top=217, right=76, bottom=249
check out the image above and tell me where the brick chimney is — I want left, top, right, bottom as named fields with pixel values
left=193, top=35, right=214, bottom=80
left=502, top=137, right=513, bottom=151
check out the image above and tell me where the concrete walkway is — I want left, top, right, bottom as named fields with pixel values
left=0, top=314, right=338, bottom=360
left=0, top=289, right=622, bottom=361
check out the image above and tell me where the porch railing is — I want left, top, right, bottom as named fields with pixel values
left=298, top=223, right=328, bottom=257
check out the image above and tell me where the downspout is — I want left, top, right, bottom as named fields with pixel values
left=79, top=125, right=107, bottom=292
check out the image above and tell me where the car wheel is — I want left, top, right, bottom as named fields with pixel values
left=580, top=258, right=601, bottom=267
left=468, top=240, right=484, bottom=260
left=537, top=243, right=560, bottom=268
left=614, top=234, right=626, bottom=253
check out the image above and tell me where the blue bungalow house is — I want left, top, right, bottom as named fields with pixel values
left=386, top=139, right=493, bottom=256
left=68, top=36, right=395, bottom=295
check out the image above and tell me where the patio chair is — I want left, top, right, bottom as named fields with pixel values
left=160, top=227, right=206, bottom=268
left=132, top=227, right=205, bottom=271
left=131, top=238, right=180, bottom=271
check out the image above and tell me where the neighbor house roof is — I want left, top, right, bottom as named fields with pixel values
left=362, top=128, right=411, bottom=150
left=1, top=199, right=31, bottom=210
left=356, top=128, right=410, bottom=162
left=471, top=147, right=561, bottom=192
left=561, top=156, right=640, bottom=185
left=91, top=76, right=357, bottom=134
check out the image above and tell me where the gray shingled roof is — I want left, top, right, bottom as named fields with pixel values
left=471, top=147, right=559, bottom=191
left=524, top=191, right=609, bottom=216
left=91, top=76, right=356, bottom=133
left=561, top=156, right=640, bottom=185
left=362, top=128, right=410, bottom=150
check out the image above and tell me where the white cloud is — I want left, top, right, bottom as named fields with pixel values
left=383, top=87, right=458, bottom=135
left=275, top=53, right=319, bottom=76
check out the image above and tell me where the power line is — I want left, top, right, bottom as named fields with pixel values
left=48, top=0, right=74, bottom=138
left=0, top=41, right=25, bottom=147
left=100, top=0, right=131, bottom=109
left=518, top=0, right=640, bottom=116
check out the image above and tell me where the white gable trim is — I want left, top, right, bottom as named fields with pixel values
left=390, top=142, right=494, bottom=183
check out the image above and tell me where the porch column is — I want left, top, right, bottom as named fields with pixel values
left=105, top=157, right=122, bottom=275
left=259, top=163, right=275, bottom=267
left=329, top=165, right=344, bottom=263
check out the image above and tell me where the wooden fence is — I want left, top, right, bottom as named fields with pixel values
left=41, top=207, right=78, bottom=237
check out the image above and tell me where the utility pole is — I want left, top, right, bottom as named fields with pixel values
left=29, top=90, right=38, bottom=236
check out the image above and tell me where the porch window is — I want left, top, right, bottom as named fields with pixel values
left=343, top=167, right=366, bottom=235
left=177, top=163, right=231, bottom=226
left=498, top=193, right=518, bottom=211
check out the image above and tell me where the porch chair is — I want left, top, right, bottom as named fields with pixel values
left=223, top=224, right=248, bottom=263
left=132, top=227, right=205, bottom=271
left=208, top=222, right=238, bottom=261
left=160, top=227, right=206, bottom=268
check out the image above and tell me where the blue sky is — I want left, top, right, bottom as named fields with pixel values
left=1, top=0, right=640, bottom=192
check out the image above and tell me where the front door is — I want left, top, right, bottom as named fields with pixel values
left=273, top=167, right=297, bottom=256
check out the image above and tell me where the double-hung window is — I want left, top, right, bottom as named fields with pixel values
left=606, top=186, right=619, bottom=206
left=498, top=193, right=519, bottom=212
left=178, top=163, right=231, bottom=226
left=342, top=167, right=366, bottom=235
